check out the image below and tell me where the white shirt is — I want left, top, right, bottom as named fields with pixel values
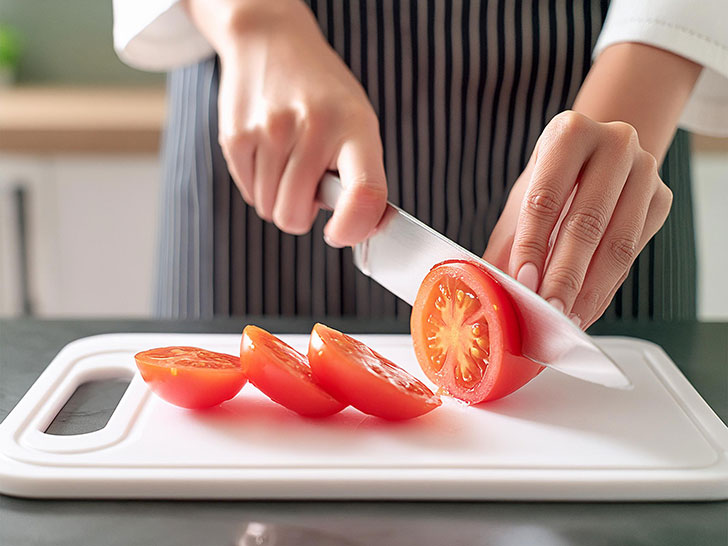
left=113, top=0, right=728, bottom=137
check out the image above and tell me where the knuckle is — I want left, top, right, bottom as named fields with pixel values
left=264, top=109, right=297, bottom=141
left=339, top=180, right=388, bottom=227
left=563, top=206, right=607, bottom=244
left=523, top=187, right=562, bottom=219
left=512, top=236, right=549, bottom=260
left=639, top=149, right=659, bottom=173
left=580, top=288, right=604, bottom=311
left=349, top=178, right=388, bottom=207
left=219, top=128, right=256, bottom=153
left=606, top=121, right=639, bottom=153
left=547, top=265, right=584, bottom=295
left=302, top=98, right=380, bottom=141
left=563, top=205, right=608, bottom=245
left=341, top=102, right=380, bottom=133
left=607, top=233, right=639, bottom=269
left=299, top=103, right=328, bottom=132
left=658, top=183, right=674, bottom=212
left=547, top=110, right=591, bottom=141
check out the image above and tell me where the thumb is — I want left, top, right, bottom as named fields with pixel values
left=483, top=217, right=515, bottom=272
left=323, top=131, right=388, bottom=247
left=483, top=167, right=532, bottom=272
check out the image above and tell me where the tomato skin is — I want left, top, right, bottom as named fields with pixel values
left=411, top=261, right=544, bottom=404
left=308, top=323, right=441, bottom=420
left=240, top=326, right=346, bottom=418
left=135, top=347, right=247, bottom=409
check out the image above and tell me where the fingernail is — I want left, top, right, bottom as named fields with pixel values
left=547, top=297, right=565, bottom=314
left=516, top=262, right=539, bottom=293
left=569, top=314, right=583, bottom=330
left=323, top=233, right=343, bottom=248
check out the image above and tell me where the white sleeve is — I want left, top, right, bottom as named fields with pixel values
left=113, top=0, right=214, bottom=71
left=594, top=0, right=728, bottom=137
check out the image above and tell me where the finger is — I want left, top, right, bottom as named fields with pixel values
left=483, top=223, right=514, bottom=273
left=253, top=110, right=298, bottom=222
left=483, top=158, right=533, bottom=272
left=538, top=122, right=637, bottom=316
left=508, top=111, right=598, bottom=293
left=272, top=124, right=331, bottom=234
left=220, top=131, right=256, bottom=206
left=324, top=118, right=387, bottom=247
left=483, top=189, right=521, bottom=272
left=565, top=153, right=655, bottom=327
left=582, top=270, right=630, bottom=331
left=578, top=167, right=672, bottom=328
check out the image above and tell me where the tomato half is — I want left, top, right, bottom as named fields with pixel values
left=134, top=346, right=247, bottom=409
left=411, top=261, right=544, bottom=404
left=240, top=325, right=346, bottom=417
left=308, top=323, right=441, bottom=420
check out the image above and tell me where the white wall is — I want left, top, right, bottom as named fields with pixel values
left=692, top=151, right=728, bottom=321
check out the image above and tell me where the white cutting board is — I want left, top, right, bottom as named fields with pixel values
left=1, top=333, right=726, bottom=501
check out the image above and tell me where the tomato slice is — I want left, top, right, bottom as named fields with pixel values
left=411, top=261, right=544, bottom=404
left=308, top=323, right=441, bottom=420
left=240, top=325, right=346, bottom=417
left=134, top=346, right=246, bottom=409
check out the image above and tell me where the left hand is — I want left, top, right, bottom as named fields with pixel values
left=483, top=110, right=673, bottom=330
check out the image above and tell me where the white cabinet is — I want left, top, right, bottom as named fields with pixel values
left=0, top=154, right=161, bottom=317
left=0, top=157, right=50, bottom=316
left=693, top=152, right=728, bottom=321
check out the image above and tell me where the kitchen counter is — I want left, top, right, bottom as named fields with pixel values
left=0, top=87, right=166, bottom=154
left=0, top=318, right=726, bottom=546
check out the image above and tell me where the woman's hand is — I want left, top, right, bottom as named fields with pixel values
left=185, top=0, right=387, bottom=246
left=484, top=110, right=673, bottom=329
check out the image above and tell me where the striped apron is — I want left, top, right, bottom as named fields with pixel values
left=156, top=0, right=696, bottom=322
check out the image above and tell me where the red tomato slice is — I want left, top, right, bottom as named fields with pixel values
left=240, top=325, right=346, bottom=418
left=411, top=261, right=544, bottom=404
left=308, top=323, right=441, bottom=420
left=134, top=346, right=246, bottom=409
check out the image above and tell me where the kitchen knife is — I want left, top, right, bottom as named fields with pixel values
left=317, top=173, right=631, bottom=389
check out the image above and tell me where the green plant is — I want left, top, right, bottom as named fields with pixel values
left=0, top=24, right=20, bottom=69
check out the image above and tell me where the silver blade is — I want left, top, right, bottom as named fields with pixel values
left=318, top=173, right=631, bottom=389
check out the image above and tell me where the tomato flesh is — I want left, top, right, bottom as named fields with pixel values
left=308, top=323, right=441, bottom=420
left=411, top=261, right=543, bottom=403
left=241, top=325, right=346, bottom=417
left=135, top=346, right=246, bottom=409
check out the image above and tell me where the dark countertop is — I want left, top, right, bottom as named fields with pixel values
left=1, top=318, right=726, bottom=546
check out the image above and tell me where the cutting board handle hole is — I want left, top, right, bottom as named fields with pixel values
left=43, top=375, right=132, bottom=436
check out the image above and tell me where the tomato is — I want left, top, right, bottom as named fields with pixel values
left=411, top=260, right=544, bottom=404
left=240, top=325, right=346, bottom=417
left=308, top=323, right=441, bottom=420
left=134, top=346, right=246, bottom=409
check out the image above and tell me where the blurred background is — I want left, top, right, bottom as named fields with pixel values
left=0, top=1, right=726, bottom=320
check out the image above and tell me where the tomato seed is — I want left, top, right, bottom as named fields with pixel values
left=470, top=346, right=484, bottom=360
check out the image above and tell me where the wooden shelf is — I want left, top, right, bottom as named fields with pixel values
left=692, top=134, right=728, bottom=153
left=0, top=86, right=724, bottom=154
left=0, top=87, right=166, bottom=154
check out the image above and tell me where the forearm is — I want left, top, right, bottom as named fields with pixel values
left=573, top=42, right=702, bottom=163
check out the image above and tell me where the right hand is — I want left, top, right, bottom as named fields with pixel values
left=185, top=0, right=388, bottom=246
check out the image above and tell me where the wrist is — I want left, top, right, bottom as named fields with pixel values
left=185, top=0, right=315, bottom=57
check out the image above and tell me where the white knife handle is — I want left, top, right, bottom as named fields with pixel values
left=316, top=173, right=345, bottom=210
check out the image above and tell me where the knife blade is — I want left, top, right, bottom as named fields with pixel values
left=317, top=173, right=631, bottom=389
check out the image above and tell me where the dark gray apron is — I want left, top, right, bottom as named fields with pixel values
left=156, top=0, right=696, bottom=321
